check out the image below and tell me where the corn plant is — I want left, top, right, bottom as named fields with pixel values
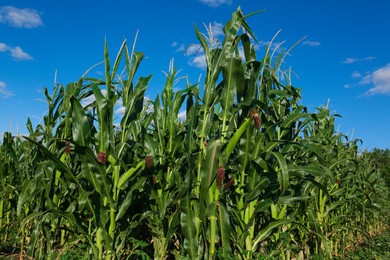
left=0, top=7, right=388, bottom=260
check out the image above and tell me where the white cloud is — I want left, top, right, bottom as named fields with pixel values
left=115, top=106, right=125, bottom=115
left=186, top=44, right=202, bottom=56
left=189, top=54, right=207, bottom=70
left=358, top=74, right=372, bottom=85
left=81, top=90, right=107, bottom=108
left=114, top=96, right=153, bottom=116
left=351, top=71, right=362, bottom=79
left=10, top=46, right=33, bottom=60
left=0, top=81, right=14, bottom=98
left=183, top=43, right=207, bottom=69
left=175, top=43, right=185, bottom=52
left=114, top=98, right=126, bottom=116
left=341, top=56, right=376, bottom=64
left=211, top=22, right=224, bottom=38
left=359, top=64, right=390, bottom=95
left=302, top=40, right=321, bottom=47
left=258, top=40, right=284, bottom=51
left=178, top=21, right=223, bottom=70
left=362, top=57, right=376, bottom=62
left=178, top=110, right=186, bottom=121
left=171, top=41, right=178, bottom=47
left=199, top=0, right=232, bottom=7
left=0, top=42, right=7, bottom=52
left=81, top=90, right=126, bottom=115
left=0, top=42, right=33, bottom=60
left=342, top=58, right=358, bottom=64
left=0, top=6, right=43, bottom=28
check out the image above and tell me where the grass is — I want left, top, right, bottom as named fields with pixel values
left=1, top=228, right=389, bottom=259
left=334, top=227, right=390, bottom=260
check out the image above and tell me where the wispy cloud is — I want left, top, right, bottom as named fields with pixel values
left=360, top=64, right=390, bottom=95
left=185, top=44, right=202, bottom=56
left=258, top=40, right=284, bottom=51
left=0, top=6, right=43, bottom=28
left=175, top=20, right=257, bottom=70
left=189, top=54, right=207, bottom=69
left=351, top=71, right=362, bottom=79
left=115, top=102, right=125, bottom=115
left=175, top=43, right=185, bottom=52
left=0, top=42, right=33, bottom=60
left=175, top=22, right=224, bottom=70
left=172, top=41, right=198, bottom=53
left=342, top=58, right=357, bottom=64
left=173, top=41, right=206, bottom=69
left=180, top=43, right=207, bottom=69
left=0, top=81, right=14, bottom=98
left=10, top=46, right=33, bottom=60
left=0, top=42, right=7, bottom=52
left=341, top=56, right=376, bottom=64
left=302, top=40, right=321, bottom=47
left=210, top=22, right=224, bottom=38
left=199, top=0, right=232, bottom=7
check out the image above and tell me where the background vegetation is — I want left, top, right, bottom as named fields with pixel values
left=0, top=8, right=389, bottom=259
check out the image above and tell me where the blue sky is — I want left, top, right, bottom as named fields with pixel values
left=1, top=0, right=389, bottom=150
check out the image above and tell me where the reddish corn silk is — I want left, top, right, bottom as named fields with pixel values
left=224, top=177, right=234, bottom=190
left=152, top=175, right=158, bottom=187
left=216, top=166, right=225, bottom=189
left=64, top=141, right=71, bottom=155
left=250, top=109, right=260, bottom=130
left=146, top=155, right=153, bottom=169
left=97, top=152, right=107, bottom=164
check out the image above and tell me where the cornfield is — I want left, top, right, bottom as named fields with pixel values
left=0, top=8, right=389, bottom=260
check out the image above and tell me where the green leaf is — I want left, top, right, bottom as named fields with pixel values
left=288, top=163, right=332, bottom=178
left=271, top=152, right=289, bottom=194
left=71, top=97, right=91, bottom=146
left=111, top=39, right=126, bottom=82
left=220, top=56, right=243, bottom=138
left=116, top=177, right=146, bottom=221
left=245, top=176, right=271, bottom=202
left=277, top=196, right=310, bottom=204
left=180, top=196, right=199, bottom=259
left=92, top=83, right=114, bottom=153
left=104, top=38, right=112, bottom=96
left=117, top=160, right=145, bottom=190
left=17, top=177, right=45, bottom=217
left=254, top=198, right=273, bottom=213
left=22, top=136, right=80, bottom=186
left=75, top=145, right=114, bottom=205
left=252, top=219, right=290, bottom=251
left=200, top=139, right=221, bottom=203
left=218, top=203, right=232, bottom=257
left=224, top=117, right=251, bottom=164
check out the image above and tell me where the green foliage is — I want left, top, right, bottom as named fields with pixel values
left=0, top=7, right=389, bottom=260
